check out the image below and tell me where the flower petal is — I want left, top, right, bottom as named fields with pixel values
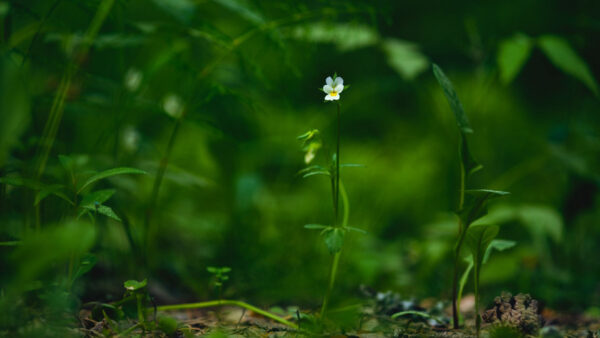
left=334, top=77, right=343, bottom=86
left=334, top=84, right=343, bottom=93
left=325, top=94, right=333, bottom=101
left=326, top=76, right=333, bottom=85
left=323, top=84, right=333, bottom=93
left=329, top=92, right=340, bottom=100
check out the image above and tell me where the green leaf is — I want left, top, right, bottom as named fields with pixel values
left=158, top=316, right=178, bottom=335
left=213, top=0, right=265, bottom=25
left=459, top=189, right=510, bottom=228
left=80, top=189, right=116, bottom=207
left=304, top=224, right=329, bottom=230
left=538, top=35, right=599, bottom=96
left=58, top=154, right=74, bottom=173
left=391, top=310, right=432, bottom=319
left=465, top=225, right=500, bottom=268
left=302, top=170, right=330, bottom=179
left=78, top=167, right=146, bottom=193
left=72, top=253, right=97, bottom=282
left=432, top=64, right=473, bottom=134
left=124, top=279, right=147, bottom=291
left=322, top=228, right=344, bottom=254
left=34, top=185, right=73, bottom=206
left=82, top=204, right=122, bottom=222
left=483, top=239, right=517, bottom=263
left=152, top=0, right=196, bottom=24
left=344, top=226, right=367, bottom=234
left=497, top=33, right=533, bottom=84
left=383, top=38, right=429, bottom=80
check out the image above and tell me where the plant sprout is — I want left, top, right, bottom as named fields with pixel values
left=432, top=64, right=509, bottom=332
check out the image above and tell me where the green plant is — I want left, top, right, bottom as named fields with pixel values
left=207, top=266, right=231, bottom=300
left=432, top=64, right=509, bottom=331
left=298, top=74, right=365, bottom=320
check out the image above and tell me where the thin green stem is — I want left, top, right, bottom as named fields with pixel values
left=320, top=250, right=341, bottom=318
left=136, top=294, right=146, bottom=328
left=154, top=300, right=298, bottom=329
left=474, top=258, right=481, bottom=337
left=452, top=133, right=467, bottom=329
left=320, top=102, right=343, bottom=319
left=144, top=114, right=184, bottom=263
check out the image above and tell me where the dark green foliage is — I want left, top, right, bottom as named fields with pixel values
left=0, top=0, right=599, bottom=335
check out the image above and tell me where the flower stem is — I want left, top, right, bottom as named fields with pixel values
left=154, top=300, right=298, bottom=329
left=452, top=133, right=467, bottom=329
left=321, top=102, right=343, bottom=319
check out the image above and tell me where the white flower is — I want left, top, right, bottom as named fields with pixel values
left=322, top=76, right=344, bottom=101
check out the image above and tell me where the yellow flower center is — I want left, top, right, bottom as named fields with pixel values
left=329, top=91, right=338, bottom=96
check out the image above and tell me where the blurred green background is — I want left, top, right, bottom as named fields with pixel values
left=1, top=0, right=599, bottom=333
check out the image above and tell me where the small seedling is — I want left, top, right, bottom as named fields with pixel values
left=432, top=64, right=509, bottom=335
left=207, top=266, right=231, bottom=300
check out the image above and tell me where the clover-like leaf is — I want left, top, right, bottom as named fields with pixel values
left=124, top=278, right=147, bottom=291
left=322, top=228, right=344, bottom=254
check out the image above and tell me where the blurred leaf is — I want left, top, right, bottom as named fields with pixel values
left=465, top=225, right=499, bottom=271
left=11, top=221, right=96, bottom=285
left=158, top=316, right=178, bottom=335
left=152, top=0, right=196, bottom=24
left=459, top=190, right=510, bottom=227
left=0, top=176, right=45, bottom=190
left=538, top=35, right=599, bottom=96
left=45, top=33, right=147, bottom=49
left=72, top=254, right=97, bottom=282
left=82, top=204, right=122, bottom=222
left=303, top=170, right=330, bottom=178
left=344, top=226, right=367, bottom=234
left=0, top=2, right=9, bottom=17
left=432, top=64, right=473, bottom=134
left=124, top=279, right=147, bottom=291
left=78, top=167, right=146, bottom=193
left=304, top=224, right=329, bottom=230
left=0, top=56, right=31, bottom=166
left=483, top=239, right=517, bottom=263
left=497, top=33, right=533, bottom=84
left=34, top=185, right=73, bottom=206
left=322, top=228, right=344, bottom=254
left=80, top=189, right=116, bottom=207
left=383, top=39, right=429, bottom=80
left=213, top=0, right=265, bottom=25
left=518, top=205, right=563, bottom=243
left=290, top=23, right=379, bottom=52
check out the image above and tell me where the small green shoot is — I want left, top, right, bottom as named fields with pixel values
left=207, top=266, right=231, bottom=300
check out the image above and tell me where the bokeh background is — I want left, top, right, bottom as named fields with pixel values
left=1, top=0, right=599, bottom=332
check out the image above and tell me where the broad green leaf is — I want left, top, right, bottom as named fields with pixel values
left=497, top=33, right=533, bottom=84
left=459, top=189, right=510, bottom=228
left=383, top=39, right=429, bottom=80
left=158, top=316, right=178, bottom=335
left=124, top=279, right=147, bottom=291
left=82, top=204, right=122, bottom=222
left=11, top=221, right=96, bottom=285
left=459, top=133, right=483, bottom=177
left=538, top=35, right=598, bottom=96
left=58, top=154, right=74, bottom=173
left=80, top=189, right=116, bottom=207
left=323, top=228, right=344, bottom=254
left=465, top=225, right=499, bottom=268
left=518, top=205, right=563, bottom=243
left=78, top=167, right=146, bottom=193
left=432, top=64, right=473, bottom=134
